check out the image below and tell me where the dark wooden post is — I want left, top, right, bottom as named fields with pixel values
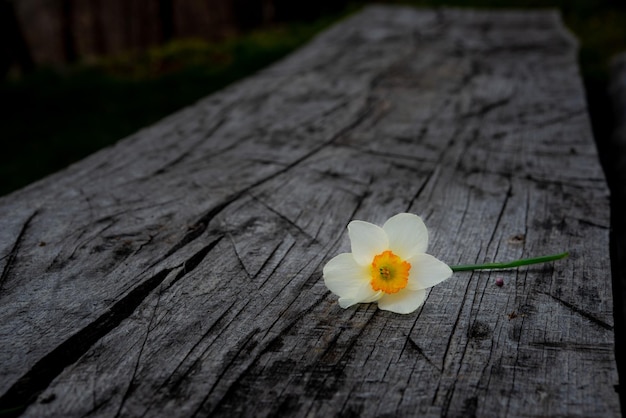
left=0, top=6, right=620, bottom=417
left=0, top=0, right=34, bottom=78
left=60, top=0, right=77, bottom=63
left=158, top=0, right=174, bottom=43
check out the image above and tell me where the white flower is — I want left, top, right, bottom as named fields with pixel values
left=323, top=213, right=452, bottom=314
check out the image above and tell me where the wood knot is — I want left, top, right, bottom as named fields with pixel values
left=468, top=321, right=491, bottom=340
left=508, top=234, right=525, bottom=244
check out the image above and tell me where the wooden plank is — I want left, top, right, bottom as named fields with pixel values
left=610, top=51, right=626, bottom=412
left=0, top=6, right=620, bottom=417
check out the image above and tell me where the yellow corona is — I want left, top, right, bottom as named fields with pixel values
left=370, top=250, right=411, bottom=294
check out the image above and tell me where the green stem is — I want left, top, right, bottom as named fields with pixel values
left=450, top=252, right=568, bottom=272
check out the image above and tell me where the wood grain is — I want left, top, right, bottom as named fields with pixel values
left=610, top=51, right=626, bottom=414
left=0, top=6, right=619, bottom=417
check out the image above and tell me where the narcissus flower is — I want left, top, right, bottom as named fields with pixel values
left=323, top=213, right=452, bottom=314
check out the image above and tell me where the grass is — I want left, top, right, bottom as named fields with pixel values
left=0, top=18, right=337, bottom=196
left=1, top=0, right=626, bottom=197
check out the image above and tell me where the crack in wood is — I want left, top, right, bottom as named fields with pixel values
left=404, top=337, right=442, bottom=373
left=114, top=289, right=164, bottom=418
left=543, top=292, right=614, bottom=331
left=160, top=199, right=236, bottom=262
left=0, top=210, right=38, bottom=292
left=504, top=322, right=524, bottom=415
left=529, top=341, right=614, bottom=352
left=207, top=292, right=344, bottom=416
left=165, top=237, right=224, bottom=291
left=0, top=267, right=173, bottom=417
left=257, top=241, right=297, bottom=288
left=0, top=236, right=223, bottom=417
left=535, top=108, right=587, bottom=129
left=248, top=193, right=318, bottom=243
left=191, top=328, right=261, bottom=417
left=152, top=114, right=230, bottom=177
left=144, top=302, right=242, bottom=414
left=461, top=96, right=513, bottom=119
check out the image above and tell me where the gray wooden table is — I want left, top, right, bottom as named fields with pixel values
left=0, top=6, right=621, bottom=417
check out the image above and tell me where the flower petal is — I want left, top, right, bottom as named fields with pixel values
left=323, top=253, right=381, bottom=308
left=383, top=213, right=429, bottom=259
left=339, top=286, right=383, bottom=308
left=348, top=220, right=389, bottom=266
left=323, top=253, right=369, bottom=297
left=377, top=288, right=426, bottom=314
left=406, top=253, right=453, bottom=290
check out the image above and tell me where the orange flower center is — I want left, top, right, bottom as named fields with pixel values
left=370, top=250, right=411, bottom=294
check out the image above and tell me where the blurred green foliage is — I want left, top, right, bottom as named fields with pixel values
left=0, top=20, right=334, bottom=196
left=1, top=0, right=625, bottom=197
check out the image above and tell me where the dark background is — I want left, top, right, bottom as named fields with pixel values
left=1, top=0, right=625, bottom=197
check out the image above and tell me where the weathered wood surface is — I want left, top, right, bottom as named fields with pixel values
left=610, top=52, right=626, bottom=412
left=0, top=6, right=620, bottom=417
